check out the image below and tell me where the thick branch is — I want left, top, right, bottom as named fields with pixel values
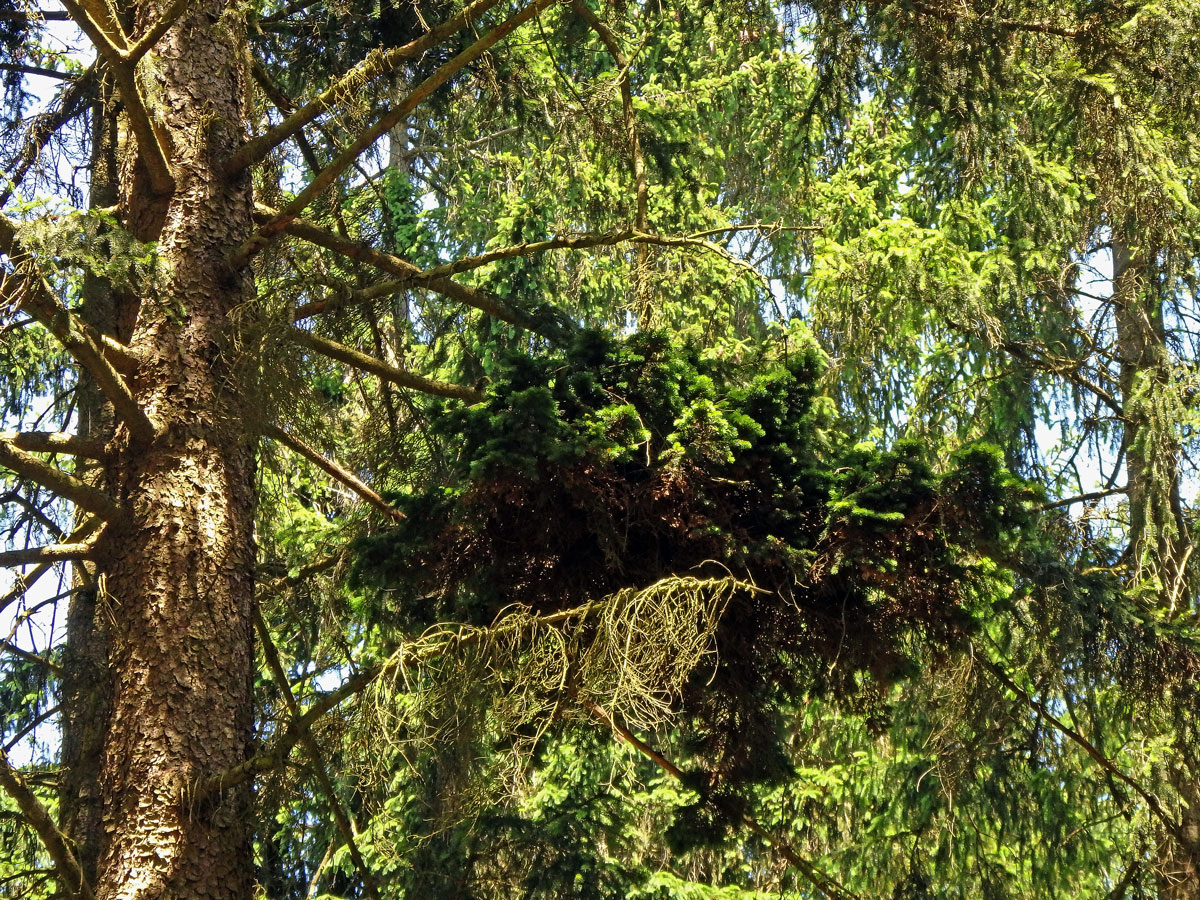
left=0, top=438, right=122, bottom=521
left=1037, top=486, right=1128, bottom=511
left=0, top=432, right=106, bottom=460
left=122, top=0, right=189, bottom=65
left=0, top=542, right=97, bottom=568
left=0, top=10, right=71, bottom=21
left=288, top=328, right=482, bottom=402
left=232, top=0, right=556, bottom=263
left=0, top=748, right=94, bottom=900
left=227, top=0, right=505, bottom=176
left=57, top=0, right=127, bottom=57
left=57, top=2, right=173, bottom=194
left=0, top=63, right=74, bottom=80
left=263, top=425, right=404, bottom=522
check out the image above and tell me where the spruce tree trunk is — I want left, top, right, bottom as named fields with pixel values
left=60, top=3, right=259, bottom=897
left=1113, top=241, right=1200, bottom=897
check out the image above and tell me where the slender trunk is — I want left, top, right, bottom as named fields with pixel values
left=59, top=70, right=119, bottom=886
left=1113, top=239, right=1188, bottom=603
left=58, top=3, right=259, bottom=898
left=1114, top=240, right=1200, bottom=897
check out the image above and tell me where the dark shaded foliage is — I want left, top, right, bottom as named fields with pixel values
left=354, top=330, right=1035, bottom=824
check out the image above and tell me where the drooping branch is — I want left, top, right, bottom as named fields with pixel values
left=228, top=0, right=505, bottom=176
left=978, top=655, right=1181, bottom=840
left=263, top=424, right=404, bottom=522
left=196, top=578, right=744, bottom=799
left=569, top=0, right=648, bottom=237
left=0, top=748, right=94, bottom=900
left=232, top=0, right=557, bottom=263
left=0, top=438, right=122, bottom=522
left=288, top=328, right=483, bottom=402
left=254, top=607, right=381, bottom=900
left=0, top=432, right=107, bottom=460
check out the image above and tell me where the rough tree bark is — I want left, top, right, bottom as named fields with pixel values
left=1113, top=239, right=1200, bottom=899
left=58, top=3, right=260, bottom=898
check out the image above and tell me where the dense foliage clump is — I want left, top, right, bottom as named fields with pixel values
left=354, top=330, right=1034, bottom=807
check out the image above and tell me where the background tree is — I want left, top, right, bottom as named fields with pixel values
left=2, top=0, right=1200, bottom=899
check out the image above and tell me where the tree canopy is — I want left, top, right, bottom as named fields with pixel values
left=1, top=0, right=1200, bottom=898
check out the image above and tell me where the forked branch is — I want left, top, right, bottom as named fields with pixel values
left=55, top=1, right=173, bottom=194
left=232, top=0, right=557, bottom=263
left=227, top=0, right=505, bottom=175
